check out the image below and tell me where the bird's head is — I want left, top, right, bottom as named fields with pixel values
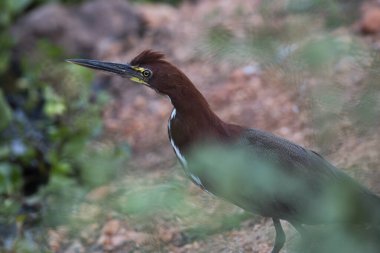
left=67, top=50, right=190, bottom=97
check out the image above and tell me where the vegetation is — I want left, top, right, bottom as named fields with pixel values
left=0, top=0, right=126, bottom=246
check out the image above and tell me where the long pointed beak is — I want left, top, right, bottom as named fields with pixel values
left=66, top=59, right=138, bottom=77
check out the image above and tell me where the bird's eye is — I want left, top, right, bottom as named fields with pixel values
left=142, top=69, right=152, bottom=78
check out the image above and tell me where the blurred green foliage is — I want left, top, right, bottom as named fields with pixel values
left=108, top=173, right=251, bottom=243
left=286, top=0, right=360, bottom=28
left=0, top=0, right=126, bottom=241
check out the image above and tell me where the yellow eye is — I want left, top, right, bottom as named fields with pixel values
left=142, top=69, right=152, bottom=78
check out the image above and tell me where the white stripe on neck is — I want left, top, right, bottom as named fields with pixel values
left=168, top=109, right=205, bottom=189
left=168, top=109, right=188, bottom=167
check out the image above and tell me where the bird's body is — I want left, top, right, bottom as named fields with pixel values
left=167, top=91, right=380, bottom=226
left=67, top=50, right=380, bottom=253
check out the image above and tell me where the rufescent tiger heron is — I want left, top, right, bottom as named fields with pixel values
left=67, top=50, right=380, bottom=253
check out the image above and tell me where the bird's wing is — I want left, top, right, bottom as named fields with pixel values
left=241, top=128, right=341, bottom=184
left=233, top=128, right=380, bottom=224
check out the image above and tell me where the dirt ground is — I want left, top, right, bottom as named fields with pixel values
left=34, top=0, right=380, bottom=252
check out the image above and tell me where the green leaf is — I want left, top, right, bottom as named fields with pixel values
left=43, top=86, right=66, bottom=116
left=0, top=163, right=21, bottom=194
left=53, top=162, right=72, bottom=176
left=0, top=89, right=12, bottom=130
left=37, top=40, right=64, bottom=59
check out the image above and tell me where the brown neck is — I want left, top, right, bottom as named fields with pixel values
left=168, top=81, right=232, bottom=140
left=170, top=84, right=210, bottom=114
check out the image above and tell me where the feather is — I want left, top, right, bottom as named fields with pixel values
left=130, top=50, right=166, bottom=66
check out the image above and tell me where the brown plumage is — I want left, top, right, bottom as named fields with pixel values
left=67, top=50, right=380, bottom=253
left=130, top=50, right=165, bottom=65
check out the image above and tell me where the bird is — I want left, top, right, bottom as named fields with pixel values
left=67, top=50, right=380, bottom=253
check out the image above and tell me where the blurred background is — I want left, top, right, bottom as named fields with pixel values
left=1, top=0, right=380, bottom=252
